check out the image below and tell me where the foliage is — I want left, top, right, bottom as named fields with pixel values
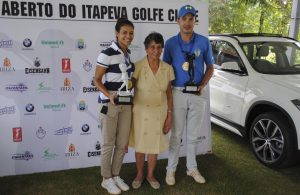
left=206, top=0, right=298, bottom=39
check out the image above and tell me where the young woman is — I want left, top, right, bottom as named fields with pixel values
left=94, top=18, right=134, bottom=195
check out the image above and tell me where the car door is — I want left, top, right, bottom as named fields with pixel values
left=210, top=40, right=249, bottom=124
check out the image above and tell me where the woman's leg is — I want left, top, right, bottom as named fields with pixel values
left=147, top=154, right=158, bottom=181
left=134, top=152, right=145, bottom=181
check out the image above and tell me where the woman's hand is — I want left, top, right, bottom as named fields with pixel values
left=109, top=92, right=117, bottom=105
left=163, top=113, right=172, bottom=134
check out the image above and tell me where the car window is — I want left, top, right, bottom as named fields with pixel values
left=242, top=42, right=300, bottom=74
left=213, top=40, right=243, bottom=72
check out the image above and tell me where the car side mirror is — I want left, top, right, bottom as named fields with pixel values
left=221, top=61, right=240, bottom=71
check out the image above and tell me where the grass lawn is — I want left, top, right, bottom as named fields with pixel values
left=1, top=124, right=300, bottom=195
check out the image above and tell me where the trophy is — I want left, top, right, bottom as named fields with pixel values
left=183, top=52, right=198, bottom=93
left=114, top=63, right=133, bottom=105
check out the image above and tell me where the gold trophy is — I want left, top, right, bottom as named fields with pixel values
left=114, top=63, right=133, bottom=105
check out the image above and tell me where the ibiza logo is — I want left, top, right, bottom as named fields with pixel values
left=1, top=57, right=15, bottom=72
left=65, top=143, right=79, bottom=158
left=88, top=141, right=101, bottom=157
left=62, top=58, right=71, bottom=73
left=0, top=40, right=13, bottom=48
left=13, top=127, right=22, bottom=142
left=23, top=38, right=32, bottom=48
left=12, top=151, right=34, bottom=160
left=77, top=100, right=88, bottom=111
left=77, top=38, right=86, bottom=49
left=5, top=83, right=28, bottom=93
left=36, top=127, right=46, bottom=139
left=60, top=77, right=74, bottom=92
left=83, top=59, right=92, bottom=72
left=81, top=124, right=91, bottom=135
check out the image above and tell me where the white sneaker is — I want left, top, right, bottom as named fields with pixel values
left=186, top=169, right=206, bottom=184
left=101, top=178, right=121, bottom=195
left=165, top=171, right=175, bottom=186
left=113, top=176, right=130, bottom=191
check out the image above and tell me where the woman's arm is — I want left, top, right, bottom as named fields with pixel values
left=163, top=82, right=173, bottom=134
left=94, top=66, right=116, bottom=105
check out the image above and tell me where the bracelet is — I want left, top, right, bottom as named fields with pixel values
left=167, top=109, right=172, bottom=113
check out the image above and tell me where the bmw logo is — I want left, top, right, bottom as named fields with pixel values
left=82, top=124, right=89, bottom=132
left=25, top=103, right=34, bottom=112
left=23, top=38, right=32, bottom=48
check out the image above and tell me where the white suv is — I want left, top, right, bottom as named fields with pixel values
left=209, top=34, right=300, bottom=168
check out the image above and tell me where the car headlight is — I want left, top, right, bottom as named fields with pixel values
left=291, top=99, right=300, bottom=110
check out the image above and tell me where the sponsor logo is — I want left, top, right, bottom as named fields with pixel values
left=0, top=105, right=15, bottom=115
left=83, top=77, right=99, bottom=93
left=37, top=82, right=54, bottom=93
left=60, top=77, right=74, bottom=92
left=1, top=57, right=15, bottom=72
left=83, top=59, right=92, bottom=72
left=54, top=126, right=73, bottom=135
left=129, top=44, right=141, bottom=51
left=99, top=40, right=113, bottom=48
left=42, top=149, right=58, bottom=160
left=13, top=127, right=22, bottom=142
left=88, top=141, right=101, bottom=157
left=25, top=57, right=50, bottom=74
left=12, top=151, right=33, bottom=160
left=23, top=38, right=32, bottom=48
left=0, top=39, right=13, bottom=48
left=81, top=124, right=91, bottom=135
left=65, top=144, right=79, bottom=158
left=43, top=103, right=66, bottom=111
left=24, top=103, right=36, bottom=115
left=62, top=58, right=71, bottom=73
left=36, top=127, right=46, bottom=139
left=41, top=40, right=64, bottom=48
left=5, top=83, right=28, bottom=93
left=77, top=100, right=88, bottom=111
left=77, top=38, right=86, bottom=49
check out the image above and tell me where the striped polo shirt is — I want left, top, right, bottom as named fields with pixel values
left=96, top=41, right=134, bottom=102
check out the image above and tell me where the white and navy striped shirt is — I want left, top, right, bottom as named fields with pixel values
left=96, top=41, right=134, bottom=102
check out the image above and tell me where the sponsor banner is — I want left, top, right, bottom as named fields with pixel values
left=0, top=0, right=210, bottom=177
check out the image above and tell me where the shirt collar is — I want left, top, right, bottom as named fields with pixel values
left=111, top=41, right=131, bottom=54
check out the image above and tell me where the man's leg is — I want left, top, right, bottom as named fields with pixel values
left=186, top=96, right=207, bottom=183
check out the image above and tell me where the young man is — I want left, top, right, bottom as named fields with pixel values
left=163, top=5, right=214, bottom=185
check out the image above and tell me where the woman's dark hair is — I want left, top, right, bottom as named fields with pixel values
left=115, top=18, right=134, bottom=32
left=144, top=32, right=164, bottom=49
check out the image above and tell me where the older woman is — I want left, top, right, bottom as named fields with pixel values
left=129, top=32, right=174, bottom=189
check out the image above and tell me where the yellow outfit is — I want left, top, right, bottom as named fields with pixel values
left=129, top=57, right=175, bottom=154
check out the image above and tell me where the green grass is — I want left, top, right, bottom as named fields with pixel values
left=1, top=124, right=300, bottom=195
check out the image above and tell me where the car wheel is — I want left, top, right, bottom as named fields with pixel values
left=250, top=112, right=296, bottom=168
